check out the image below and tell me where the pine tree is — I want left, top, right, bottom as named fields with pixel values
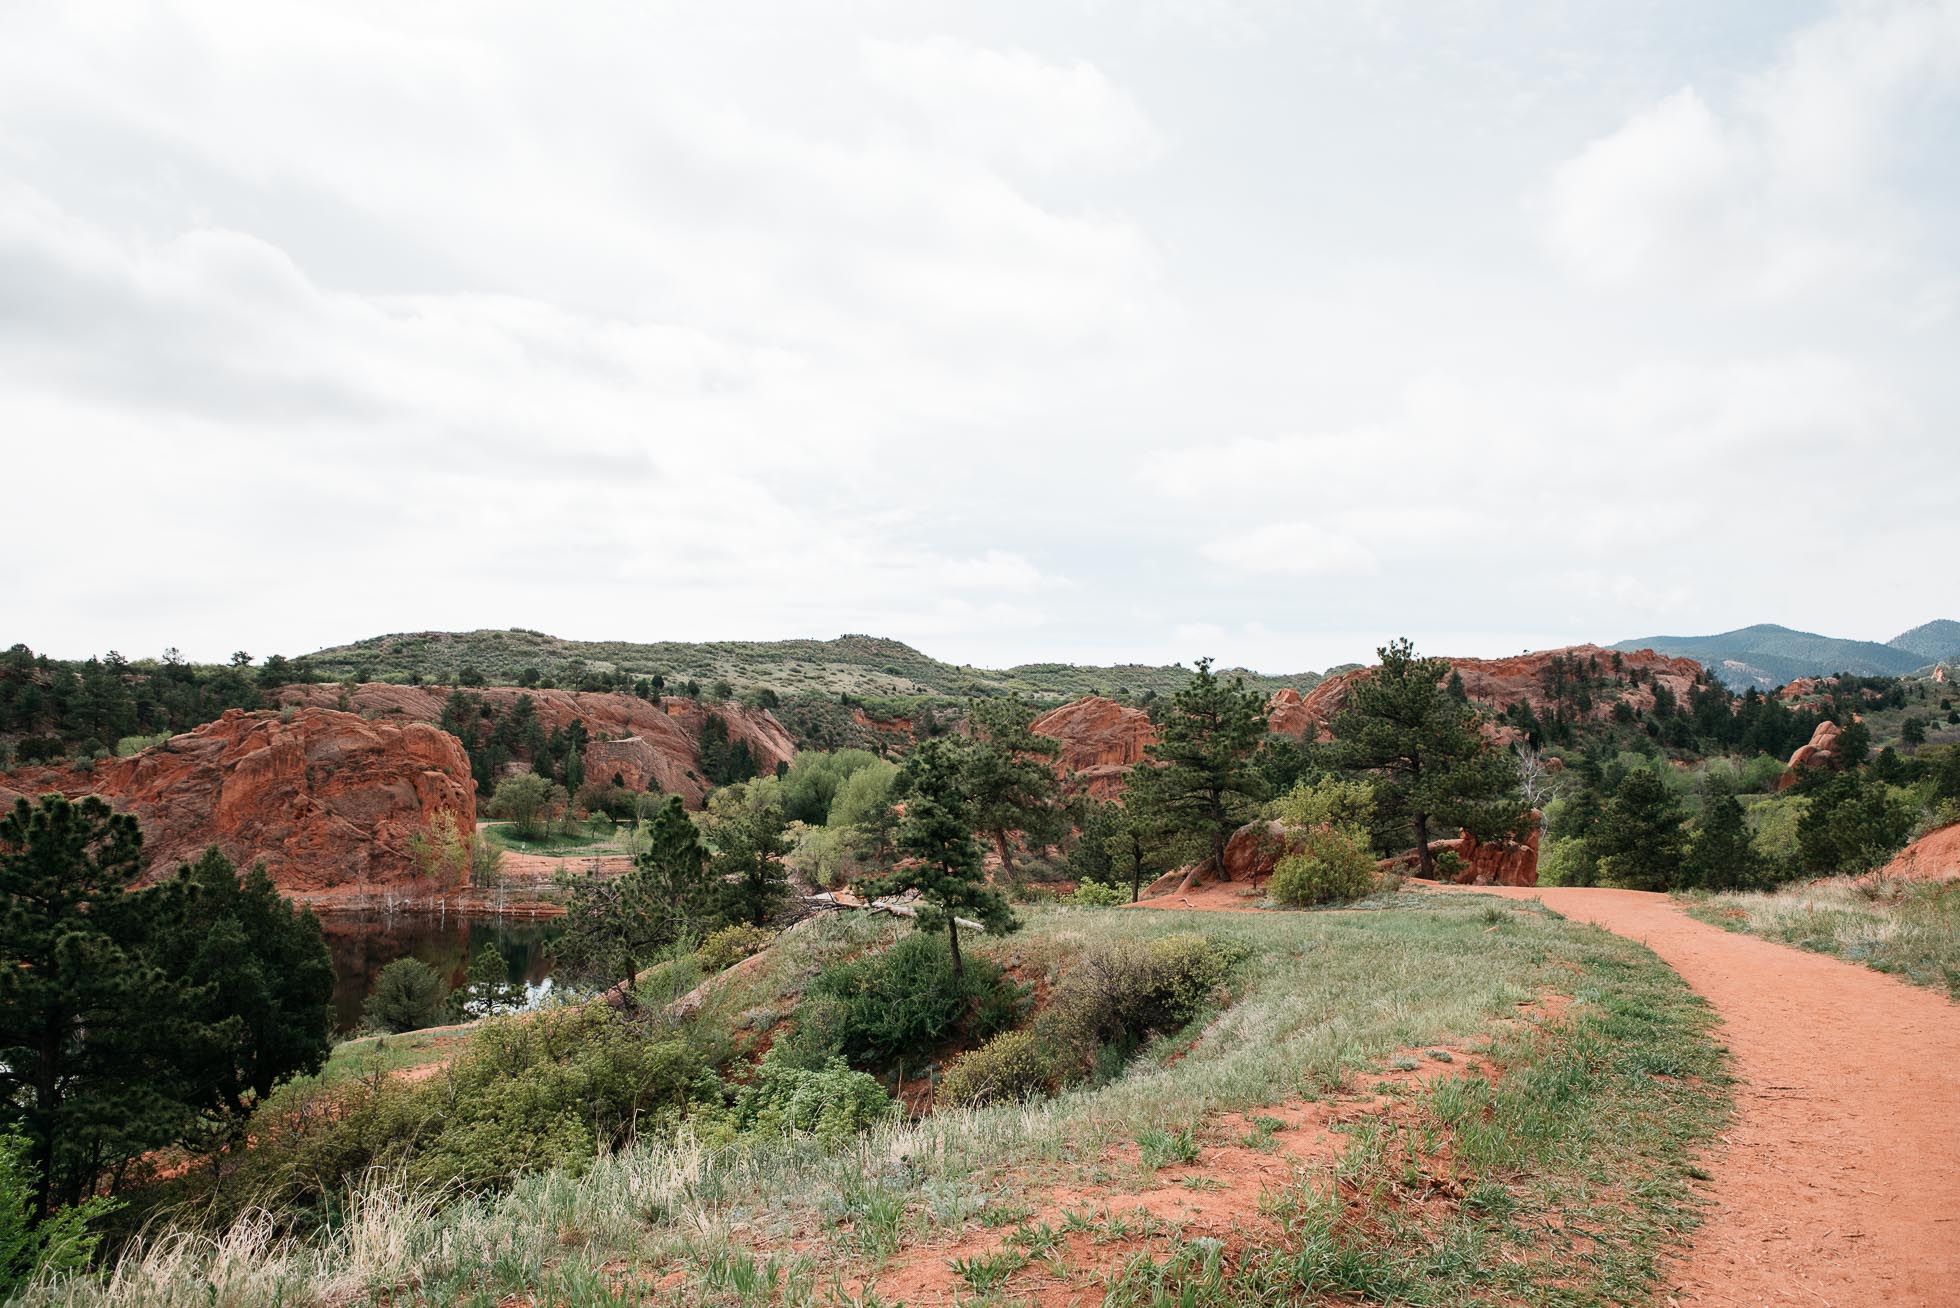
left=960, top=697, right=1061, bottom=883
left=1136, top=657, right=1270, bottom=876
left=864, top=739, right=1016, bottom=982
left=1330, top=639, right=1525, bottom=877
left=1683, top=793, right=1763, bottom=890
left=1591, top=769, right=1687, bottom=890
left=708, top=783, right=793, bottom=927
left=552, top=796, right=720, bottom=999
left=0, top=797, right=176, bottom=1218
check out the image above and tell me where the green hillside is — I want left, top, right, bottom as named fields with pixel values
left=301, top=629, right=1322, bottom=702
left=1612, top=623, right=1933, bottom=689
left=1888, top=619, right=1960, bottom=663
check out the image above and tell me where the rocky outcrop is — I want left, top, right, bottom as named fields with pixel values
left=1031, top=696, right=1157, bottom=798
left=1267, top=645, right=1704, bottom=742
left=0, top=708, right=475, bottom=897
left=273, top=684, right=794, bottom=806
left=1380, top=812, right=1542, bottom=887
left=1777, top=719, right=1845, bottom=790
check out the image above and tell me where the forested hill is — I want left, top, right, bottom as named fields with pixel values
left=1612, top=622, right=1953, bottom=690
left=302, top=630, right=1324, bottom=701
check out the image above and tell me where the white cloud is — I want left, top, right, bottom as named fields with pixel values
left=1199, top=522, right=1379, bottom=577
left=859, top=36, right=1161, bottom=172
left=1536, top=0, right=1960, bottom=299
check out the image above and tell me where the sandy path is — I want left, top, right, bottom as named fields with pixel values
left=1447, top=885, right=1960, bottom=1307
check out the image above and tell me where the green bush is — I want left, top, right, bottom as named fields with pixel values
left=113, top=732, right=171, bottom=758
left=363, top=958, right=450, bottom=1033
left=1040, top=933, right=1235, bottom=1078
left=1537, top=836, right=1598, bottom=887
left=1431, top=848, right=1465, bottom=879
left=724, top=1052, right=896, bottom=1142
left=800, top=933, right=1024, bottom=1078
left=234, top=1005, right=721, bottom=1210
left=1068, top=879, right=1128, bottom=907
left=939, top=1030, right=1057, bottom=1106
left=1268, top=828, right=1377, bottom=905
left=696, top=923, right=773, bottom=973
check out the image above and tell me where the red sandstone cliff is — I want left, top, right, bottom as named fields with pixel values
left=0, top=707, right=475, bottom=897
left=273, top=684, right=794, bottom=806
left=1030, top=696, right=1157, bottom=798
left=1265, top=645, right=1704, bottom=742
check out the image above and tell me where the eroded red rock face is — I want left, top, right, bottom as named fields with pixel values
left=1268, top=646, right=1704, bottom=743
left=1030, top=696, right=1158, bottom=798
left=273, top=684, right=795, bottom=806
left=1777, top=718, right=1845, bottom=790
left=0, top=708, right=475, bottom=896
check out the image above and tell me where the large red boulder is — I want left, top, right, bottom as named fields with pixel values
left=1777, top=719, right=1844, bottom=790
left=274, top=684, right=795, bottom=807
left=0, top=707, right=475, bottom=899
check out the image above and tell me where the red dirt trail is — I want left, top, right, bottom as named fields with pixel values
left=1442, top=885, right=1960, bottom=1307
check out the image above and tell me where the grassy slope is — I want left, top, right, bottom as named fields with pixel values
left=35, top=897, right=1729, bottom=1307
left=1681, top=878, right=1960, bottom=998
left=300, top=629, right=1323, bottom=702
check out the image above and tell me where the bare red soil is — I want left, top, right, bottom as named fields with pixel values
left=1431, top=884, right=1960, bottom=1306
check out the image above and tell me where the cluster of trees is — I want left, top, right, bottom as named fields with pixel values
left=0, top=796, right=333, bottom=1261
left=1542, top=729, right=1956, bottom=892
left=1497, top=661, right=1825, bottom=759
left=0, top=645, right=297, bottom=765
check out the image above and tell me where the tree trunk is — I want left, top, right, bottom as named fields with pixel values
left=994, top=829, right=1016, bottom=884
left=946, top=918, right=964, bottom=984
left=1413, top=812, right=1434, bottom=879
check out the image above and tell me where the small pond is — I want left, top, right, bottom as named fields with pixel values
left=319, top=911, right=562, bottom=1034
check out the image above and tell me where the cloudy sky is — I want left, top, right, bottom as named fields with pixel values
left=4, top=1, right=1956, bottom=673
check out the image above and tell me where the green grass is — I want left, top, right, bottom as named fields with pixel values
left=22, top=897, right=1730, bottom=1307
left=479, top=818, right=629, bottom=857
left=1681, top=876, right=1960, bottom=997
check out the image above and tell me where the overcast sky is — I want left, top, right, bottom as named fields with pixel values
left=3, top=1, right=1956, bottom=673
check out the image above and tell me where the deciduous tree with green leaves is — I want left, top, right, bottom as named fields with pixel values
left=1329, top=639, right=1526, bottom=878
left=863, top=739, right=1017, bottom=982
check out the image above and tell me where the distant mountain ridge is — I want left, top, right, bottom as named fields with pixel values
left=1612, top=621, right=1959, bottom=690
left=303, top=629, right=1323, bottom=702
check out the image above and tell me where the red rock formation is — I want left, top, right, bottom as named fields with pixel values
left=0, top=708, right=475, bottom=898
left=1876, top=822, right=1960, bottom=883
left=1381, top=812, right=1542, bottom=887
left=273, top=684, right=794, bottom=806
left=1030, top=696, right=1157, bottom=798
left=1277, top=646, right=1705, bottom=742
left=1777, top=719, right=1844, bottom=790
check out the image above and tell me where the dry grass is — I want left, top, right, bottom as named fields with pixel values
left=1681, top=876, right=1960, bottom=997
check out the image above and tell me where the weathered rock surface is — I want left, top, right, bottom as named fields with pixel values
left=1031, top=696, right=1157, bottom=798
left=274, top=684, right=794, bottom=806
left=1267, top=645, right=1704, bottom=742
left=1778, top=719, right=1844, bottom=790
left=1380, top=812, right=1542, bottom=887
left=0, top=708, right=475, bottom=896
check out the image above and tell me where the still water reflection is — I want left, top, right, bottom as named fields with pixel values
left=320, top=911, right=562, bottom=1033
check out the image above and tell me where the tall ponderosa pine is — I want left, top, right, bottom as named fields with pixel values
left=553, top=795, right=719, bottom=999
left=129, top=849, right=334, bottom=1137
left=1329, top=639, right=1525, bottom=878
left=0, top=796, right=172, bottom=1218
left=865, top=739, right=1016, bottom=982
left=1136, top=657, right=1270, bottom=876
left=960, top=697, right=1061, bottom=883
